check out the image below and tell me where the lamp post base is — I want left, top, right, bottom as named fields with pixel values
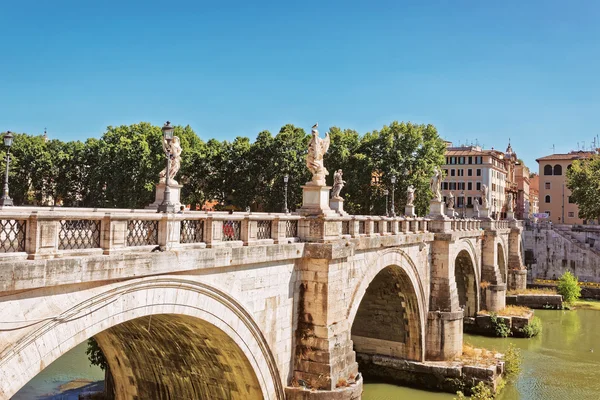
left=146, top=182, right=183, bottom=210
left=157, top=202, right=177, bottom=213
left=0, top=196, right=13, bottom=207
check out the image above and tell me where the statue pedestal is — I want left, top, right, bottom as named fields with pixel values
left=506, top=211, right=516, bottom=220
left=298, top=185, right=335, bottom=216
left=146, top=182, right=183, bottom=210
left=330, top=197, right=348, bottom=216
left=446, top=207, right=456, bottom=218
left=428, top=200, right=447, bottom=219
left=405, top=204, right=416, bottom=217
left=479, top=207, right=492, bottom=220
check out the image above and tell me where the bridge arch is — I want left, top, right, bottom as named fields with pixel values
left=497, top=240, right=507, bottom=284
left=1, top=278, right=284, bottom=400
left=348, top=248, right=426, bottom=362
left=453, top=240, right=480, bottom=317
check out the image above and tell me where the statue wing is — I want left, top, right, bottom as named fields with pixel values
left=322, top=132, right=330, bottom=154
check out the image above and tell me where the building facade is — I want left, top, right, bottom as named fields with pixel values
left=441, top=143, right=509, bottom=218
left=536, top=151, right=595, bottom=224
left=515, top=164, right=531, bottom=219
left=529, top=174, right=539, bottom=217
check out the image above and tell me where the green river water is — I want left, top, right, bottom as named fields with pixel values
left=13, top=309, right=600, bottom=399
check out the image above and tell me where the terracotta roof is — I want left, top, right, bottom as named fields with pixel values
left=535, top=152, right=595, bottom=162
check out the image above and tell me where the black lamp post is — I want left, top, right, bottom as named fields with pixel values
left=0, top=131, right=14, bottom=207
left=383, top=189, right=389, bottom=217
left=158, top=121, right=176, bottom=213
left=461, top=189, right=466, bottom=218
left=390, top=175, right=397, bottom=217
left=283, top=174, right=289, bottom=213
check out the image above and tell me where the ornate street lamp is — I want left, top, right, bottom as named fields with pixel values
left=158, top=121, right=176, bottom=213
left=0, top=131, right=14, bottom=206
left=283, top=174, right=289, bottom=213
left=390, top=175, right=397, bottom=217
left=383, top=189, right=389, bottom=217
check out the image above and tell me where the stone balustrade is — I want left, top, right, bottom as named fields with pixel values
left=0, top=207, right=510, bottom=259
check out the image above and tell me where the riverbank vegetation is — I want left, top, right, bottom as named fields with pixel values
left=479, top=305, right=531, bottom=317
left=557, top=271, right=582, bottom=306
left=573, top=299, right=600, bottom=310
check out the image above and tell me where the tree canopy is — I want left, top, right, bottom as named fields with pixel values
left=1, top=121, right=446, bottom=215
left=566, top=155, right=600, bottom=221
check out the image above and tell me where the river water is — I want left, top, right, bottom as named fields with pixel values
left=13, top=309, right=600, bottom=399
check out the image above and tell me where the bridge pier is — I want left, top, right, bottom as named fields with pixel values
left=507, top=225, right=527, bottom=291
left=480, top=227, right=507, bottom=312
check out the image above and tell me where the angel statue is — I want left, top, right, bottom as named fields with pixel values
left=159, top=136, right=182, bottom=185
left=507, top=193, right=514, bottom=212
left=331, top=169, right=346, bottom=199
left=406, top=185, right=415, bottom=206
left=429, top=167, right=442, bottom=201
left=306, top=123, right=330, bottom=185
left=473, top=198, right=480, bottom=218
left=481, top=184, right=489, bottom=209
left=447, top=191, right=455, bottom=209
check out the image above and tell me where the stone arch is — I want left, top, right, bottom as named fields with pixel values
left=453, top=242, right=480, bottom=317
left=348, top=249, right=426, bottom=362
left=497, top=241, right=507, bottom=284
left=1, top=278, right=284, bottom=400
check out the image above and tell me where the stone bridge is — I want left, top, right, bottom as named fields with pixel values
left=0, top=207, right=526, bottom=399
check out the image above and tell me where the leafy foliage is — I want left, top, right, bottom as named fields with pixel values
left=454, top=381, right=494, bottom=400
left=557, top=271, right=582, bottom=305
left=489, top=312, right=512, bottom=338
left=1, top=121, right=446, bottom=213
left=519, top=316, right=542, bottom=338
left=504, top=343, right=522, bottom=382
left=566, top=155, right=600, bottom=221
left=86, top=337, right=108, bottom=370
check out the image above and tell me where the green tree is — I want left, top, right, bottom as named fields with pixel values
left=566, top=155, right=600, bottom=221
left=557, top=271, right=581, bottom=305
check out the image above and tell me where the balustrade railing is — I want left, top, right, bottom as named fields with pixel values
left=0, top=206, right=512, bottom=259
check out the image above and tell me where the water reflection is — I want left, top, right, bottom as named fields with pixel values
left=364, top=309, right=600, bottom=400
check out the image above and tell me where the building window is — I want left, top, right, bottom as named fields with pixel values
left=468, top=169, right=472, bottom=176
left=451, top=169, right=456, bottom=176
left=443, top=169, right=448, bottom=176
left=568, top=196, right=574, bottom=204
left=468, top=156, right=473, bottom=164
left=545, top=182, right=551, bottom=189
left=458, top=169, right=464, bottom=176
left=545, top=195, right=551, bottom=203
left=544, top=165, right=553, bottom=175
left=450, top=182, right=457, bottom=190
left=568, top=212, right=575, bottom=218
left=468, top=182, right=472, bottom=190
left=476, top=169, right=481, bottom=176
left=467, top=196, right=472, bottom=205
left=443, top=182, right=449, bottom=190
left=553, top=165, right=563, bottom=175
left=492, top=183, right=496, bottom=191
left=545, top=211, right=551, bottom=216
left=476, top=182, right=481, bottom=190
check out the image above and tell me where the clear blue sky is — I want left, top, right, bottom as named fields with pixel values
left=2, top=0, right=599, bottom=170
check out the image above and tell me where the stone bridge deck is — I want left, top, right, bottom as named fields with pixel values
left=0, top=207, right=525, bottom=400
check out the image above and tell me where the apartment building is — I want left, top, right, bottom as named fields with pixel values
left=441, top=143, right=509, bottom=218
left=536, top=151, right=596, bottom=224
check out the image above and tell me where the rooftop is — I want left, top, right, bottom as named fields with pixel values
left=535, top=151, right=597, bottom=162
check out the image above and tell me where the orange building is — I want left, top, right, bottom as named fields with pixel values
left=536, top=151, right=596, bottom=224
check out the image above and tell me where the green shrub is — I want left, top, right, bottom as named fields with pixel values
left=504, top=343, right=522, bottom=382
left=86, top=337, right=108, bottom=370
left=454, top=381, right=494, bottom=400
left=557, top=271, right=581, bottom=305
left=490, top=312, right=511, bottom=338
left=519, top=316, right=542, bottom=338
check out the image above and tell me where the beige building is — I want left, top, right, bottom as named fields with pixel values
left=529, top=174, right=539, bottom=217
left=536, top=151, right=595, bottom=224
left=441, top=143, right=508, bottom=218
left=515, top=164, right=531, bottom=219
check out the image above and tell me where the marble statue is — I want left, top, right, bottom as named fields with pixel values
left=507, top=193, right=514, bottom=212
left=447, top=191, right=455, bottom=209
left=159, top=136, right=182, bottom=185
left=430, top=167, right=442, bottom=201
left=306, top=123, right=330, bottom=185
left=406, top=185, right=415, bottom=206
left=473, top=198, right=480, bottom=218
left=331, top=169, right=346, bottom=199
left=481, top=184, right=489, bottom=209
